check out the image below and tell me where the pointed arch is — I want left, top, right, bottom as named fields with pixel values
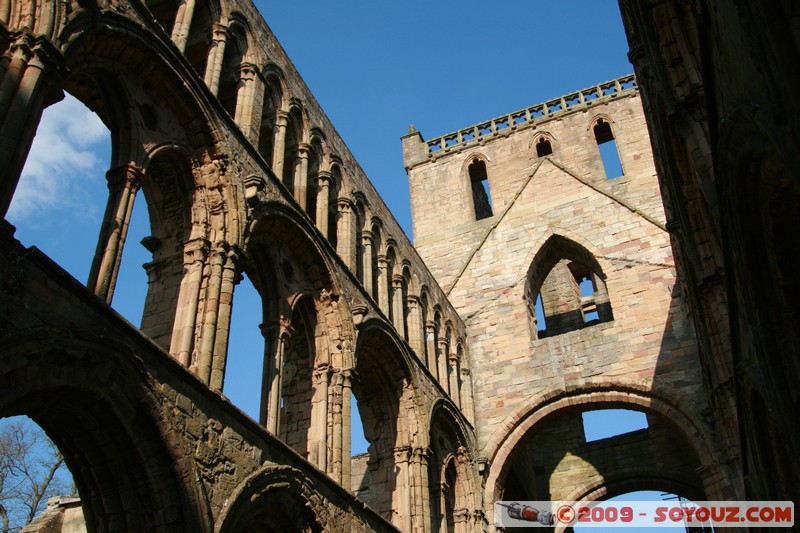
left=524, top=234, right=613, bottom=338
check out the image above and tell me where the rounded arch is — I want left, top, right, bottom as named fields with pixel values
left=351, top=320, right=424, bottom=520
left=0, top=333, right=207, bottom=532
left=138, top=145, right=202, bottom=348
left=58, top=10, right=223, bottom=151
left=484, top=383, right=720, bottom=505
left=241, top=204, right=356, bottom=440
left=215, top=464, right=329, bottom=533
left=428, top=400, right=479, bottom=533
left=257, top=64, right=286, bottom=166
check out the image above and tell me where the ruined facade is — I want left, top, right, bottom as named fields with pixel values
left=619, top=0, right=800, bottom=504
left=0, top=1, right=797, bottom=532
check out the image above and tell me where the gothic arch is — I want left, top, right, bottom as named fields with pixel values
left=523, top=233, right=613, bottom=338
left=530, top=131, right=557, bottom=158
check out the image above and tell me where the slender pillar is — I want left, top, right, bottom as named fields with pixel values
left=394, top=447, right=413, bottom=532
left=414, top=447, right=432, bottom=533
left=336, top=197, right=355, bottom=269
left=196, top=243, right=226, bottom=385
left=406, top=295, right=423, bottom=358
left=260, top=319, right=291, bottom=434
left=170, top=0, right=197, bottom=52
left=459, top=367, right=476, bottom=424
left=330, top=370, right=344, bottom=482
left=376, top=254, right=389, bottom=315
left=391, top=275, right=406, bottom=338
left=233, top=63, right=261, bottom=142
left=87, top=165, right=142, bottom=304
left=339, top=369, right=353, bottom=485
left=310, top=364, right=330, bottom=470
left=438, top=339, right=449, bottom=394
left=426, top=322, right=438, bottom=380
left=0, top=35, right=64, bottom=217
left=203, top=23, right=228, bottom=95
left=449, top=354, right=461, bottom=408
left=210, top=247, right=241, bottom=390
left=170, top=237, right=209, bottom=367
left=271, top=110, right=288, bottom=178
left=361, top=230, right=374, bottom=296
left=294, top=142, right=310, bottom=209
left=315, top=169, right=331, bottom=236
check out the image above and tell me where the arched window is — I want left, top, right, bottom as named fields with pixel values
left=468, top=159, right=492, bottom=220
left=593, top=118, right=623, bottom=179
left=525, top=235, right=613, bottom=339
left=258, top=74, right=282, bottom=168
left=217, top=21, right=248, bottom=119
left=535, top=136, right=553, bottom=157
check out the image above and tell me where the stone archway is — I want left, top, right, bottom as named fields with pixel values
left=0, top=334, right=205, bottom=533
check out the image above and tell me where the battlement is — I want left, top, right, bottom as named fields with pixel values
left=403, top=74, right=637, bottom=168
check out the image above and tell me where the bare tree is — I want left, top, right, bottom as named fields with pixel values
left=0, top=417, right=72, bottom=533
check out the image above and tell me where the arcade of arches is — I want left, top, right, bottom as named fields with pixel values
left=1, top=1, right=797, bottom=532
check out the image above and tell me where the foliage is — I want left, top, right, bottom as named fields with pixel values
left=0, top=417, right=73, bottom=533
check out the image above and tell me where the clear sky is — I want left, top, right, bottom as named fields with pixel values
left=5, top=1, right=688, bottom=521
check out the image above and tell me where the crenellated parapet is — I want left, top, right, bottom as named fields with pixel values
left=403, top=74, right=637, bottom=169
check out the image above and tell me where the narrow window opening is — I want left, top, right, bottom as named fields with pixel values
left=534, top=293, right=547, bottom=332
left=350, top=391, right=369, bottom=457
left=578, top=275, right=599, bottom=323
left=594, top=119, right=623, bottom=179
left=535, top=137, right=553, bottom=157
left=223, top=273, right=262, bottom=420
left=468, top=160, right=493, bottom=220
left=581, top=409, right=649, bottom=442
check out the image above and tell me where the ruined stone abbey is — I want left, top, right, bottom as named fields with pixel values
left=1, top=1, right=798, bottom=532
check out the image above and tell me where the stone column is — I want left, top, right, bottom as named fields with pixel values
left=233, top=62, right=261, bottom=142
left=203, top=23, right=228, bottom=95
left=341, top=369, right=353, bottom=485
left=406, top=295, right=423, bottom=359
left=294, top=142, right=310, bottom=210
left=459, top=367, right=476, bottom=425
left=391, top=275, right=406, bottom=338
left=330, top=370, right=344, bottom=482
left=87, top=164, right=141, bottom=304
left=361, top=230, right=374, bottom=296
left=169, top=237, right=209, bottom=368
left=336, top=197, right=355, bottom=269
left=210, top=246, right=241, bottom=390
left=311, top=364, right=330, bottom=471
left=315, top=169, right=331, bottom=236
left=426, top=322, right=438, bottom=380
left=196, top=242, right=227, bottom=385
left=438, top=339, right=449, bottom=395
left=170, top=0, right=196, bottom=52
left=449, top=354, right=461, bottom=408
left=260, top=320, right=291, bottom=434
left=376, top=254, right=389, bottom=315
left=271, top=110, right=288, bottom=178
left=413, top=447, right=431, bottom=533
left=0, top=34, right=64, bottom=217
left=394, top=446, right=413, bottom=532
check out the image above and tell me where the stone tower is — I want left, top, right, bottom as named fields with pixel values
left=403, top=77, right=737, bottom=506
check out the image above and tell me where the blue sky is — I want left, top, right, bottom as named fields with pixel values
left=4, top=1, right=692, bottom=520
